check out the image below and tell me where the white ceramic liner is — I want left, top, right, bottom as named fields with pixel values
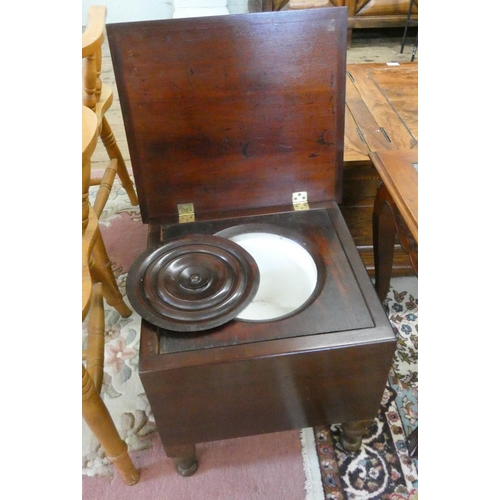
left=227, top=232, right=318, bottom=321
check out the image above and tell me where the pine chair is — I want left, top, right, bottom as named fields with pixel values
left=82, top=5, right=138, bottom=218
left=82, top=278, right=140, bottom=486
left=82, top=106, right=132, bottom=318
left=82, top=106, right=139, bottom=485
left=82, top=281, right=139, bottom=486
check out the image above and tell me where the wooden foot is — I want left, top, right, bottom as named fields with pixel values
left=340, top=420, right=373, bottom=452
left=165, top=444, right=199, bottom=477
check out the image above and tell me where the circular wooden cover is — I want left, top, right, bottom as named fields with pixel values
left=127, top=234, right=260, bottom=332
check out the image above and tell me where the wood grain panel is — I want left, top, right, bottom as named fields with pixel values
left=345, top=73, right=392, bottom=152
left=347, top=65, right=417, bottom=150
left=368, top=67, right=418, bottom=141
left=108, top=10, right=347, bottom=223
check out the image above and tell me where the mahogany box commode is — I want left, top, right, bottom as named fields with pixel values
left=107, top=7, right=396, bottom=475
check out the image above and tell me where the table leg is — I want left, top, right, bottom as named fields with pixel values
left=373, top=183, right=397, bottom=301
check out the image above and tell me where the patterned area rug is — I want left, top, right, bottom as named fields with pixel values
left=83, top=182, right=418, bottom=500
left=304, top=289, right=418, bottom=500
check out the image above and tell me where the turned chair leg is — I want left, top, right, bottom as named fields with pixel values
left=99, top=116, right=139, bottom=207
left=92, top=158, right=118, bottom=219
left=85, top=283, right=105, bottom=391
left=82, top=365, right=140, bottom=485
left=89, top=228, right=132, bottom=318
left=165, top=444, right=199, bottom=477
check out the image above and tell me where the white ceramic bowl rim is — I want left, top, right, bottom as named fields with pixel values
left=216, top=224, right=321, bottom=321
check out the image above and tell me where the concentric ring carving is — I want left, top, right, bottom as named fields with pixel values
left=127, top=234, right=260, bottom=332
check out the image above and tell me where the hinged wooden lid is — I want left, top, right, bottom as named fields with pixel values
left=107, top=8, right=347, bottom=223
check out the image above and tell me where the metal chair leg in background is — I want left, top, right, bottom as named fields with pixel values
left=401, top=0, right=417, bottom=55
left=411, top=34, right=418, bottom=62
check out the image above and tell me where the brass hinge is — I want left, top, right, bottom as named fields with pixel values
left=292, top=191, right=309, bottom=211
left=178, top=203, right=195, bottom=223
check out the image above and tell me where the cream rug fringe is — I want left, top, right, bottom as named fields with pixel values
left=301, top=428, right=324, bottom=500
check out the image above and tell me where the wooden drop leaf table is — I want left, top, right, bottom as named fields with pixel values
left=342, top=62, right=417, bottom=278
left=371, top=149, right=418, bottom=301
